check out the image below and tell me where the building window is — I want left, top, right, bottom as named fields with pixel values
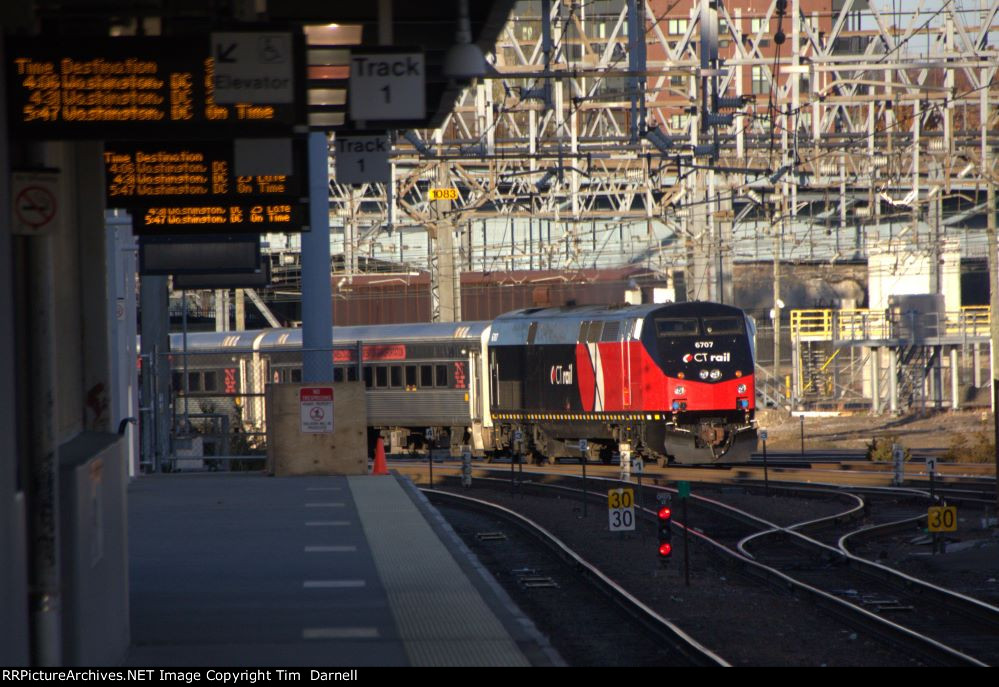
left=752, top=66, right=769, bottom=95
left=669, top=113, right=688, bottom=130
left=750, top=18, right=768, bottom=36
left=667, top=18, right=688, bottom=36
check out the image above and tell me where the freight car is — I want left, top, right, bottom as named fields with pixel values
left=167, top=302, right=756, bottom=465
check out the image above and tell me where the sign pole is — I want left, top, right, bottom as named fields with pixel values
left=510, top=450, right=515, bottom=496
left=761, top=429, right=769, bottom=496
left=682, top=493, right=690, bottom=587
left=677, top=481, right=691, bottom=587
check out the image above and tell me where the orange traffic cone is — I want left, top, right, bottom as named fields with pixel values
left=372, top=436, right=389, bottom=475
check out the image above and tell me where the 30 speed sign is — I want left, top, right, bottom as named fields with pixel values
left=608, top=488, right=635, bottom=532
left=927, top=506, right=957, bottom=532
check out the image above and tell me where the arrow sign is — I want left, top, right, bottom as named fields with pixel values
left=216, top=43, right=237, bottom=63
left=211, top=32, right=294, bottom=104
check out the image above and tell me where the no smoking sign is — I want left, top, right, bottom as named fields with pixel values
left=300, top=387, right=333, bottom=434
left=12, top=170, right=60, bottom=236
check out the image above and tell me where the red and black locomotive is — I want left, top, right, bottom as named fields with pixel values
left=488, top=301, right=757, bottom=464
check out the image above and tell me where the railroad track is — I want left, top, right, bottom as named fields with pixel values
left=405, top=465, right=999, bottom=666
left=424, top=489, right=728, bottom=667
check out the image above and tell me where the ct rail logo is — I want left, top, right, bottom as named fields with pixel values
left=550, top=364, right=574, bottom=385
left=683, top=352, right=732, bottom=363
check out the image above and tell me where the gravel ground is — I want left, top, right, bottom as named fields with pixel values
left=848, top=519, right=999, bottom=607
left=437, top=503, right=692, bottom=667
left=432, top=477, right=925, bottom=667
left=758, top=409, right=995, bottom=453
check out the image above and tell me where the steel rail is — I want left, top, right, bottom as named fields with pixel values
left=422, top=487, right=730, bottom=667
left=418, top=468, right=990, bottom=666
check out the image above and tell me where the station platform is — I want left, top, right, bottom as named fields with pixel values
left=125, top=472, right=559, bottom=667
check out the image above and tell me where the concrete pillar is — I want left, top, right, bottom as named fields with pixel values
left=302, top=132, right=333, bottom=383
left=0, top=31, right=30, bottom=665
left=139, top=276, right=170, bottom=471
left=950, top=347, right=960, bottom=411
left=106, top=214, right=139, bottom=477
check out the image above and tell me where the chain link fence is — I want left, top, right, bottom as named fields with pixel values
left=141, top=347, right=339, bottom=472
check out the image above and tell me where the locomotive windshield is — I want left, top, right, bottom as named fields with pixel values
left=702, top=317, right=744, bottom=335
left=655, top=318, right=699, bottom=336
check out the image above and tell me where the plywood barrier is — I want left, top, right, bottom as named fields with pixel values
left=266, top=382, right=368, bottom=476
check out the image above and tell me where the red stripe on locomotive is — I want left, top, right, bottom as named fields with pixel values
left=573, top=339, right=754, bottom=412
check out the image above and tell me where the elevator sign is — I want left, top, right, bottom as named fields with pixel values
left=211, top=32, right=294, bottom=104
left=300, top=387, right=333, bottom=434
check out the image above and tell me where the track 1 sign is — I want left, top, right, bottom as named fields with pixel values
left=300, top=387, right=333, bottom=434
left=349, top=51, right=425, bottom=121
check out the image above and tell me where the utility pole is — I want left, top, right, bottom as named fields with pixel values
left=773, top=199, right=783, bottom=406
left=989, top=180, right=998, bottom=514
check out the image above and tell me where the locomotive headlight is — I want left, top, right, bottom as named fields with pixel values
left=699, top=369, right=710, bottom=380
left=737, top=383, right=747, bottom=394
left=674, top=385, right=685, bottom=396
left=709, top=368, right=722, bottom=380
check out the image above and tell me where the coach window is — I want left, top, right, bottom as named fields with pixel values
left=172, top=372, right=183, bottom=393
left=203, top=371, right=218, bottom=392
left=188, top=372, right=202, bottom=392
left=390, top=365, right=403, bottom=388
left=420, top=364, right=434, bottom=387
left=375, top=366, right=388, bottom=388
left=435, top=364, right=448, bottom=387
left=405, top=365, right=417, bottom=389
left=291, top=368, right=302, bottom=383
left=347, top=366, right=358, bottom=382
left=333, top=367, right=344, bottom=383
left=363, top=366, right=373, bottom=388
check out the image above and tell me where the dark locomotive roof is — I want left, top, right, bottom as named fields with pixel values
left=491, top=301, right=746, bottom=346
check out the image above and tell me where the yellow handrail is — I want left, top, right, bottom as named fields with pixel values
left=791, top=306, right=992, bottom=341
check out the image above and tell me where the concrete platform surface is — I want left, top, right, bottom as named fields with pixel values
left=126, top=472, right=554, bottom=667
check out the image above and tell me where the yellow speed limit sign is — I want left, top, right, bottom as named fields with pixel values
left=927, top=506, right=957, bottom=532
left=608, top=488, right=635, bottom=532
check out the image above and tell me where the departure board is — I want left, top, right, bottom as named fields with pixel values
left=6, top=35, right=304, bottom=139
left=132, top=202, right=307, bottom=235
left=103, top=141, right=304, bottom=206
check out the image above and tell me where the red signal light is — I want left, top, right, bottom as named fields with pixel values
left=658, top=542, right=672, bottom=557
left=658, top=506, right=672, bottom=520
